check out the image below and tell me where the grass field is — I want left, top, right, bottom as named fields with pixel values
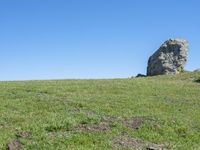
left=0, top=72, right=200, bottom=150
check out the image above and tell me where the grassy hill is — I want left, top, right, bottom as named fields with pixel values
left=0, top=72, right=200, bottom=150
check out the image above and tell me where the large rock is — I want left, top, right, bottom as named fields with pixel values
left=147, top=39, right=189, bottom=76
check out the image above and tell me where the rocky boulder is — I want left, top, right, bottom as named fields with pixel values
left=147, top=39, right=189, bottom=76
left=136, top=74, right=146, bottom=78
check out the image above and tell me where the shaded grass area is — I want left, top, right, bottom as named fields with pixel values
left=195, top=78, right=200, bottom=83
left=0, top=72, right=200, bottom=149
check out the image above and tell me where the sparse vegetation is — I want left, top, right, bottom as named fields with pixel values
left=0, top=72, right=200, bottom=149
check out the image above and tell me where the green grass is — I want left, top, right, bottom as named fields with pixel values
left=0, top=72, right=200, bottom=149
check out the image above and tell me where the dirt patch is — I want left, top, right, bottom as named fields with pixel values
left=7, top=140, right=22, bottom=150
left=113, top=134, right=166, bottom=150
left=75, top=122, right=111, bottom=132
left=17, top=131, right=32, bottom=139
left=113, top=134, right=146, bottom=149
left=122, top=117, right=146, bottom=130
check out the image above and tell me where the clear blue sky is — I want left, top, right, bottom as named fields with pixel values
left=0, top=0, right=200, bottom=80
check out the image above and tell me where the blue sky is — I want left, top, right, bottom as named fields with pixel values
left=0, top=0, right=200, bottom=80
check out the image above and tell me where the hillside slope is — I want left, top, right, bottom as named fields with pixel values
left=0, top=72, right=200, bottom=150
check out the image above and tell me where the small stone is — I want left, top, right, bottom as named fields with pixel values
left=17, top=131, right=32, bottom=139
left=136, top=74, right=146, bottom=78
left=147, top=146, right=162, bottom=150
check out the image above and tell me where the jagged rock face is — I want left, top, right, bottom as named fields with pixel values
left=147, top=39, right=189, bottom=76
